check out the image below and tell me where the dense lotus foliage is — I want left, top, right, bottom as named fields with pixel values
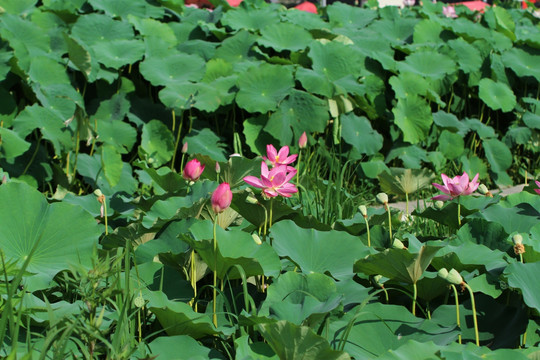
left=0, top=0, right=539, bottom=359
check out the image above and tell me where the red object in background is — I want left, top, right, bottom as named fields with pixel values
left=452, top=1, right=489, bottom=12
left=227, top=0, right=244, bottom=6
left=185, top=0, right=213, bottom=7
left=294, top=1, right=318, bottom=12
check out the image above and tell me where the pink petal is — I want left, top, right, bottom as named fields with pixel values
left=276, top=146, right=290, bottom=161
left=261, top=161, right=270, bottom=178
left=263, top=189, right=279, bottom=198
left=440, top=174, right=451, bottom=189
left=457, top=172, right=470, bottom=191
left=243, top=176, right=265, bottom=188
left=433, top=182, right=450, bottom=195
left=432, top=194, right=452, bottom=201
left=266, top=145, right=277, bottom=163
left=282, top=154, right=298, bottom=165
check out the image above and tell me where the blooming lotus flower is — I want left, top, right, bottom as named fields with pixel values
left=183, top=159, right=205, bottom=181
left=211, top=183, right=232, bottom=213
left=264, top=145, right=298, bottom=168
left=432, top=172, right=479, bottom=201
left=243, top=162, right=298, bottom=198
left=535, top=180, right=540, bottom=195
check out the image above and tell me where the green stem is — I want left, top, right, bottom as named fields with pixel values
left=457, top=197, right=461, bottom=228
left=365, top=217, right=371, bottom=247
left=464, top=283, right=479, bottom=346
left=296, top=150, right=302, bottom=188
left=405, top=192, right=409, bottom=219
left=103, top=198, right=108, bottom=236
left=191, top=250, right=197, bottom=311
left=213, top=216, right=218, bottom=327
left=412, top=282, right=417, bottom=316
left=386, top=204, right=392, bottom=242
left=451, top=284, right=462, bottom=344
left=269, top=198, right=274, bottom=230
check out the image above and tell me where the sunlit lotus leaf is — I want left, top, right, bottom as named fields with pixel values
left=328, top=303, right=458, bottom=359
left=88, top=0, right=164, bottom=18
left=28, top=56, right=70, bottom=85
left=397, top=51, right=457, bottom=80
left=482, top=138, right=512, bottom=174
left=462, top=118, right=495, bottom=139
left=295, top=68, right=335, bottom=98
left=140, top=120, right=175, bottom=168
left=431, top=242, right=509, bottom=273
left=147, top=335, right=224, bottom=359
left=389, top=73, right=430, bottom=100
left=259, top=320, right=350, bottom=360
left=361, top=159, right=390, bottom=179
left=65, top=35, right=92, bottom=79
left=308, top=41, right=365, bottom=81
left=281, top=8, right=331, bottom=30
left=265, top=90, right=328, bottom=145
left=392, top=95, right=433, bottom=144
left=457, top=218, right=510, bottom=253
left=448, top=17, right=491, bottom=42
left=478, top=78, right=516, bottom=112
left=492, top=7, right=516, bottom=41
left=515, top=23, right=540, bottom=48
left=447, top=38, right=483, bottom=74
left=183, top=220, right=281, bottom=279
left=340, top=113, right=382, bottom=157
left=386, top=144, right=429, bottom=169
left=234, top=335, right=277, bottom=360
left=378, top=167, right=434, bottom=197
left=139, top=52, right=205, bottom=87
left=259, top=271, right=342, bottom=325
left=220, top=6, right=280, bottom=32
left=258, top=23, right=312, bottom=52
left=467, top=204, right=539, bottom=237
left=236, top=63, right=294, bottom=113
left=523, top=111, right=540, bottom=129
left=100, top=145, right=123, bottom=187
left=77, top=153, right=138, bottom=196
left=271, top=220, right=371, bottom=280
left=438, top=130, right=464, bottom=160
left=32, top=83, right=83, bottom=121
left=413, top=19, right=443, bottom=44
left=0, top=182, right=101, bottom=291
left=501, top=48, right=540, bottom=82
left=0, top=127, right=31, bottom=160
left=214, top=30, right=258, bottom=64
left=71, top=13, right=134, bottom=46
left=368, top=17, right=418, bottom=45
left=91, top=39, right=145, bottom=69
left=184, top=128, right=227, bottom=162
left=326, top=2, right=377, bottom=28
left=128, top=17, right=176, bottom=46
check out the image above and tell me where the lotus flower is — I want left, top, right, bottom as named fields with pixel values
left=298, top=132, right=307, bottom=149
left=443, top=5, right=457, bottom=18
left=264, top=145, right=298, bottom=168
left=535, top=180, right=540, bottom=195
left=432, top=172, right=479, bottom=201
left=211, top=183, right=232, bottom=213
left=183, top=159, right=205, bottom=181
left=243, top=162, right=298, bottom=198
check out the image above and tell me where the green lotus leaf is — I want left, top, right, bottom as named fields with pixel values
left=184, top=128, right=227, bottom=162
left=203, top=58, right=234, bottom=82
left=438, top=130, right=464, bottom=160
left=389, top=72, right=430, bottom=100
left=28, top=56, right=70, bottom=86
left=71, top=13, right=134, bottom=46
left=360, top=159, right=390, bottom=179
left=397, top=51, right=457, bottom=80
left=386, top=143, right=429, bottom=169
left=0, top=127, right=31, bottom=160
left=100, top=145, right=123, bottom=187
left=140, top=120, right=175, bottom=168
left=236, top=63, right=294, bottom=114
left=183, top=220, right=281, bottom=279
left=234, top=335, right=277, bottom=360
left=432, top=111, right=469, bottom=135
left=328, top=302, right=458, bottom=359
left=492, top=6, right=516, bottom=41
left=259, top=320, right=350, bottom=360
left=460, top=155, right=488, bottom=180
left=65, top=35, right=92, bottom=79
left=128, top=17, right=177, bottom=46
left=1, top=0, right=37, bottom=14
left=92, top=94, right=137, bottom=153
left=431, top=242, right=508, bottom=273
left=457, top=218, right=510, bottom=253
left=501, top=48, right=540, bottom=82
left=340, top=113, right=383, bottom=157
left=271, top=220, right=371, bottom=280
left=214, top=30, right=258, bottom=64
left=462, top=118, right=496, bottom=139
left=243, top=115, right=277, bottom=156
left=0, top=182, right=101, bottom=291
left=77, top=153, right=138, bottom=196
left=88, top=0, right=164, bottom=19
left=413, top=19, right=443, bottom=44
left=505, top=262, right=540, bottom=313
left=90, top=39, right=145, bottom=69
left=264, top=90, right=328, bottom=145
left=392, top=95, right=433, bottom=144
left=326, top=2, right=377, bottom=29
left=308, top=41, right=365, bottom=82
left=447, top=38, right=483, bottom=74
left=281, top=8, right=330, bottom=30
left=220, top=5, right=280, bottom=31
left=368, top=17, right=418, bottom=45
left=482, top=138, right=512, bottom=174
left=258, top=23, right=313, bottom=52
left=139, top=52, right=205, bottom=87
left=147, top=335, right=224, bottom=359
left=467, top=203, right=540, bottom=235
left=479, top=78, right=516, bottom=112
left=378, top=167, right=434, bottom=197
left=295, top=68, right=335, bottom=98
left=503, top=127, right=531, bottom=147
left=448, top=17, right=491, bottom=43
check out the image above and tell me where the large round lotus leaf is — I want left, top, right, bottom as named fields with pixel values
left=220, top=7, right=280, bottom=32
left=413, top=19, right=443, bottom=44
left=77, top=153, right=138, bottom=197
left=447, top=38, right=483, bottom=74
left=139, top=52, right=205, bottom=87
left=478, top=78, right=516, bottom=112
left=501, top=48, right=540, bottom=82
left=88, top=0, right=164, bottom=19
left=367, top=17, right=418, bottom=45
left=482, top=138, right=512, bottom=173
left=281, top=8, right=331, bottom=30
left=28, top=56, right=70, bottom=86
left=214, top=30, right=258, bottom=64
left=259, top=271, right=342, bottom=325
left=236, top=63, right=294, bottom=114
left=128, top=17, right=176, bottom=46
left=184, top=128, right=227, bottom=162
left=397, top=51, right=456, bottom=80
left=147, top=335, right=224, bottom=359
left=460, top=155, right=488, bottom=181
left=437, top=130, right=464, bottom=160
left=392, top=95, right=433, bottom=144
left=523, top=111, right=540, bottom=130
left=308, top=41, right=365, bottom=82
left=462, top=118, right=496, bottom=139
left=243, top=115, right=278, bottom=156
left=432, top=111, right=469, bottom=135
left=259, top=320, right=351, bottom=360
left=140, top=120, right=175, bottom=168
left=71, top=13, right=134, bottom=46
left=341, top=113, right=382, bottom=157
left=258, top=23, right=313, bottom=52
left=326, top=2, right=377, bottom=28
left=0, top=127, right=30, bottom=160
left=270, top=220, right=371, bottom=281
left=389, top=72, right=430, bottom=100
left=295, top=68, right=335, bottom=98
left=234, top=335, right=277, bottom=360
left=101, top=145, right=123, bottom=187
left=265, top=90, right=328, bottom=145
left=91, top=39, right=145, bottom=69
left=0, top=182, right=101, bottom=291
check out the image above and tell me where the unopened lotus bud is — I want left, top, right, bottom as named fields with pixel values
left=298, top=131, right=307, bottom=149
left=215, top=162, right=221, bottom=174
left=181, top=142, right=188, bottom=154
left=246, top=195, right=258, bottom=205
left=392, top=238, right=406, bottom=249
left=359, top=205, right=368, bottom=217
left=478, top=184, right=493, bottom=197
left=434, top=200, right=444, bottom=209
left=513, top=234, right=525, bottom=255
left=252, top=233, right=262, bottom=245
left=376, top=193, right=388, bottom=205
left=446, top=269, right=464, bottom=285
left=437, top=268, right=449, bottom=280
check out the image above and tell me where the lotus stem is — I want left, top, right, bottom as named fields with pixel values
left=457, top=197, right=461, bottom=228
left=213, top=215, right=218, bottom=327
left=386, top=204, right=392, bottom=241
left=366, top=217, right=371, bottom=247
left=412, top=282, right=417, bottom=316
left=464, top=283, right=479, bottom=346
left=103, top=198, right=108, bottom=236
left=405, top=192, right=409, bottom=218
left=190, top=250, right=197, bottom=311
left=296, top=150, right=302, bottom=188
left=451, top=284, right=462, bottom=344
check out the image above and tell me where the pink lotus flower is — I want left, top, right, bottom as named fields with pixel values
left=443, top=5, right=457, bottom=18
left=535, top=180, right=540, bottom=195
left=264, top=145, right=298, bottom=168
left=432, top=172, right=479, bottom=201
left=183, top=159, right=205, bottom=181
left=298, top=132, right=307, bottom=149
left=244, top=162, right=298, bottom=198
left=211, top=183, right=232, bottom=213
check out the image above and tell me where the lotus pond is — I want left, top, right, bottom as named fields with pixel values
left=0, top=0, right=539, bottom=358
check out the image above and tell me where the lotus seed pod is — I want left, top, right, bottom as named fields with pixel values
left=434, top=200, right=444, bottom=209
left=512, top=234, right=523, bottom=245
left=246, top=195, right=258, bottom=205
left=446, top=268, right=464, bottom=285
left=392, top=238, right=406, bottom=249
left=252, top=233, right=262, bottom=245
left=359, top=205, right=368, bottom=217
left=376, top=192, right=388, bottom=205
left=94, top=189, right=103, bottom=197
left=477, top=184, right=489, bottom=195
left=437, top=268, right=449, bottom=280
left=372, top=275, right=384, bottom=288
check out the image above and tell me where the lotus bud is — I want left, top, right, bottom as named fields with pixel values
left=478, top=184, right=493, bottom=197
left=446, top=269, right=464, bottom=285
left=298, top=131, right=307, bottom=149
left=392, top=238, right=406, bottom=249
left=181, top=142, right=188, bottom=154
left=1, top=175, right=6, bottom=184
left=437, top=268, right=449, bottom=280
left=358, top=205, right=368, bottom=217
left=434, top=200, right=444, bottom=209
left=215, top=161, right=221, bottom=174
left=512, top=234, right=525, bottom=255
left=246, top=195, right=258, bottom=205
left=252, top=233, right=262, bottom=245
left=211, top=183, right=232, bottom=214
left=376, top=193, right=388, bottom=205
left=183, top=159, right=205, bottom=181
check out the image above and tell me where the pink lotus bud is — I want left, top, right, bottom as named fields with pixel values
left=182, top=159, right=205, bottom=181
left=215, top=162, right=221, bottom=174
left=299, top=132, right=307, bottom=149
left=181, top=142, right=188, bottom=154
left=211, top=183, right=232, bottom=214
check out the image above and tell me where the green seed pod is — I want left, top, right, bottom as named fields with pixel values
left=252, top=233, right=262, bottom=245
left=434, top=200, right=444, bottom=209
left=437, top=268, right=449, bottom=280
left=358, top=205, right=368, bottom=217
left=376, top=193, right=388, bottom=205
left=392, top=238, right=406, bottom=249
left=446, top=268, right=464, bottom=285
left=93, top=189, right=103, bottom=197
left=512, top=234, right=523, bottom=245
